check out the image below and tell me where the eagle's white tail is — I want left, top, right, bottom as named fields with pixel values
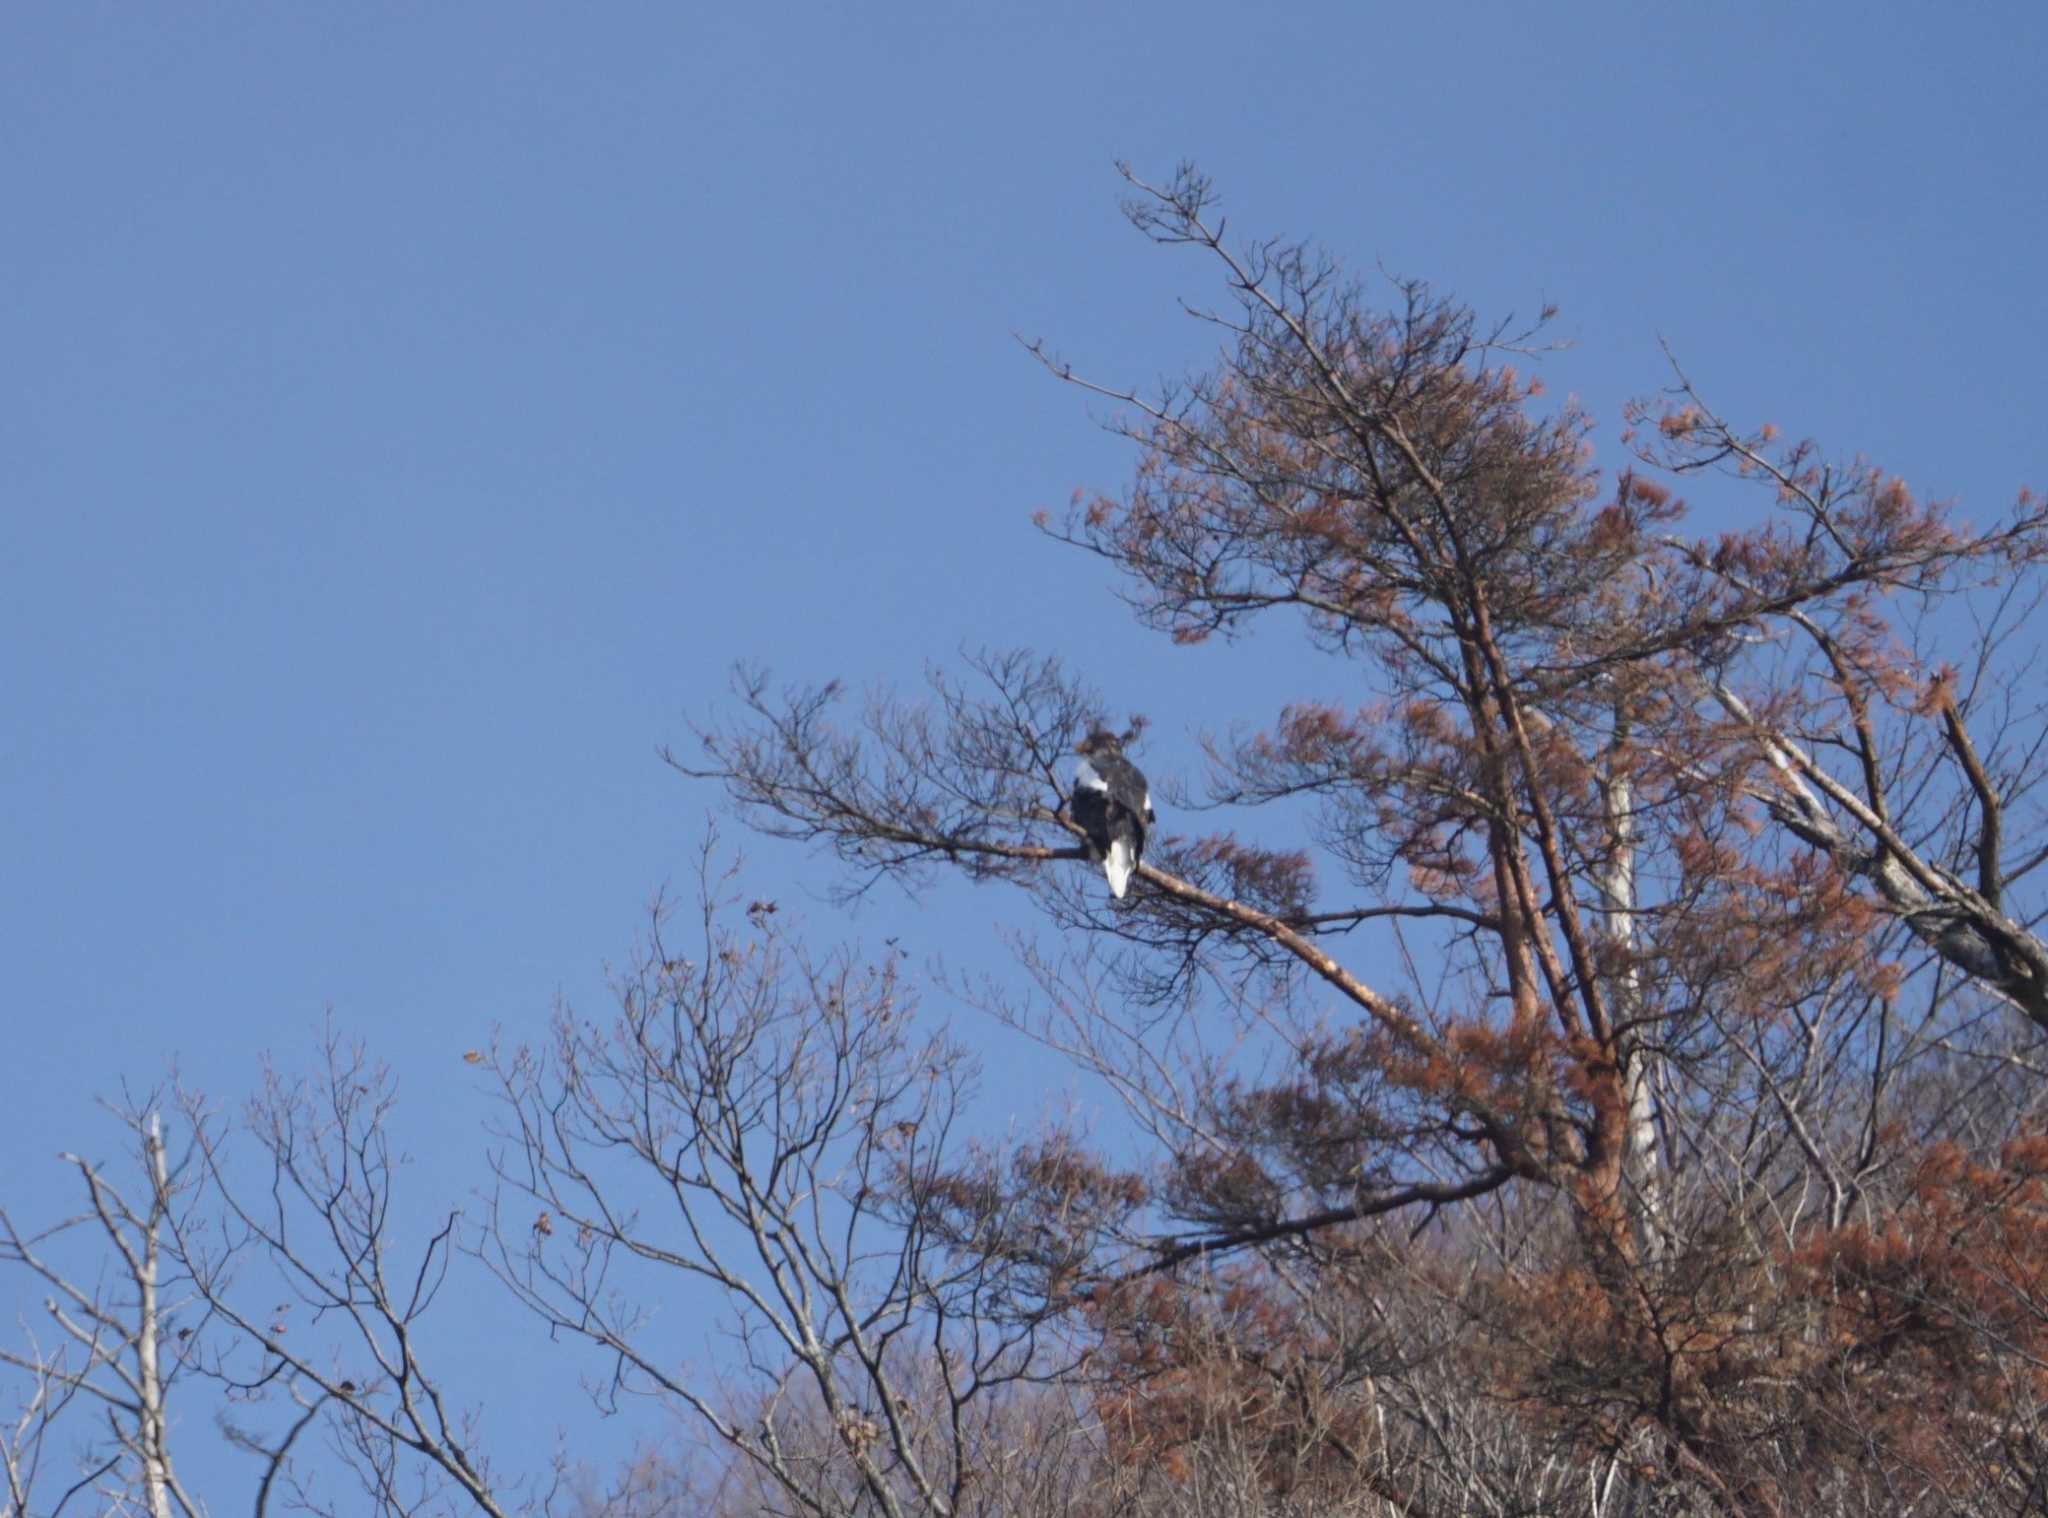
left=1103, top=840, right=1134, bottom=900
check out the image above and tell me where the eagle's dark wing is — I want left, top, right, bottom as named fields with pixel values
left=1071, top=781, right=1111, bottom=853
left=1100, top=751, right=1153, bottom=828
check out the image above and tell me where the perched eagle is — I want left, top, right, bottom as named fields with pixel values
left=1072, top=730, right=1154, bottom=900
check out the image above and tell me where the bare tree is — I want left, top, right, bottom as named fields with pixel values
left=0, top=1039, right=520, bottom=1518
left=476, top=841, right=1088, bottom=1518
left=0, top=1105, right=203, bottom=1518
left=166, top=1036, right=516, bottom=1517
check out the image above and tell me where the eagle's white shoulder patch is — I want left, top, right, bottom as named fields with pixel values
left=1074, top=757, right=1108, bottom=792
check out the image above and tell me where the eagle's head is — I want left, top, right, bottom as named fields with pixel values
left=1079, top=717, right=1148, bottom=757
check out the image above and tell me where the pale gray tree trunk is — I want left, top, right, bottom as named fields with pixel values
left=1602, top=706, right=1666, bottom=1263
left=135, top=1112, right=171, bottom=1518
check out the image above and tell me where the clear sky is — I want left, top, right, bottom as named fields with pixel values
left=4, top=0, right=2044, bottom=1501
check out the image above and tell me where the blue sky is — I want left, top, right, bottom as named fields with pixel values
left=4, top=0, right=2045, bottom=1500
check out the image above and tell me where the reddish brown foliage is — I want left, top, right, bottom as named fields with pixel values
left=685, top=164, right=2048, bottom=1517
